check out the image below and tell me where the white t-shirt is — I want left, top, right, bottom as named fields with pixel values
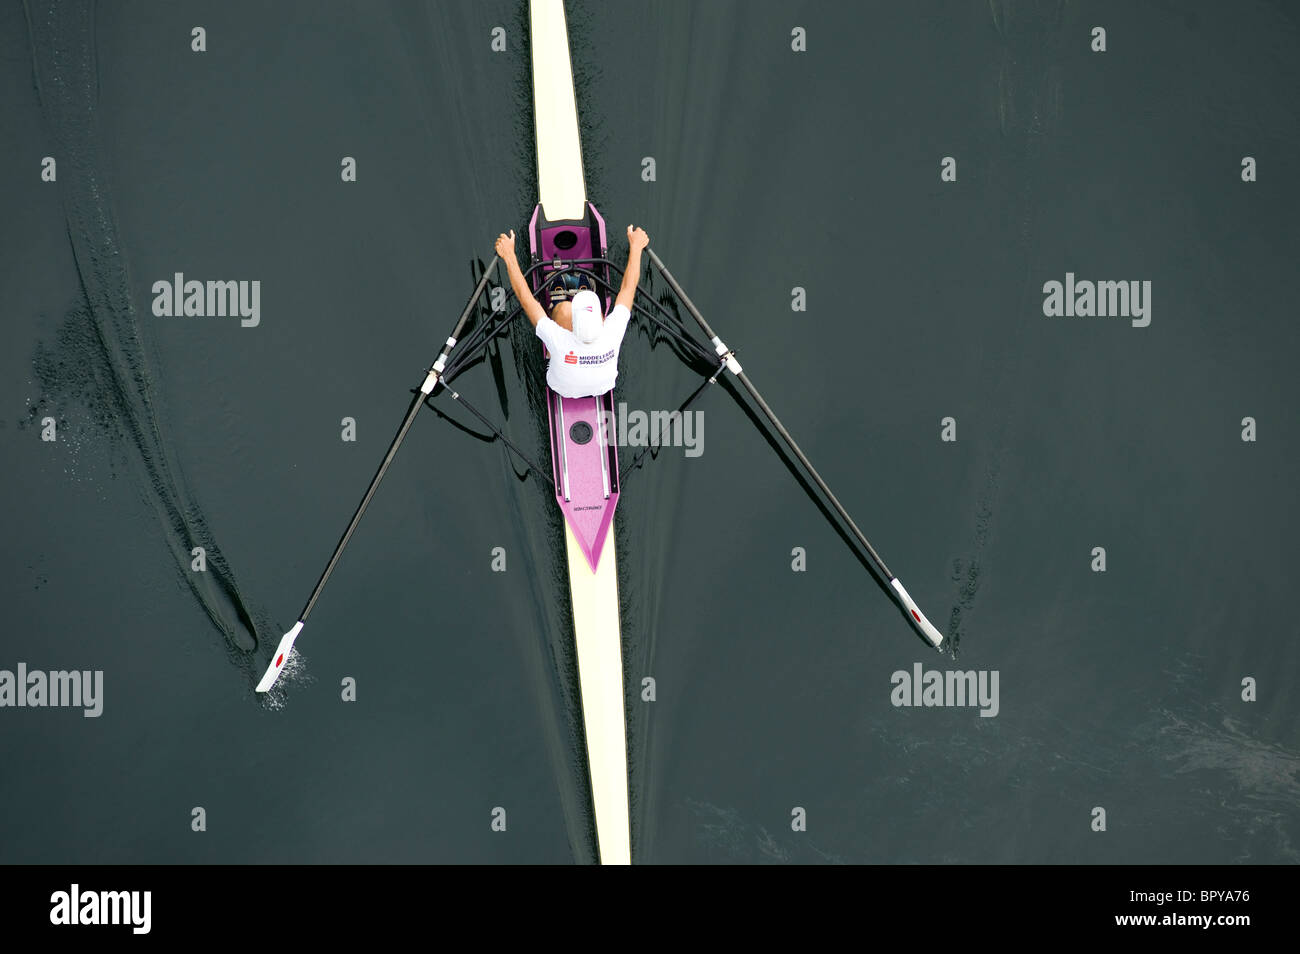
left=535, top=303, right=631, bottom=398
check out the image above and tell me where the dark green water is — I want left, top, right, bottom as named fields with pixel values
left=1, top=0, right=1296, bottom=863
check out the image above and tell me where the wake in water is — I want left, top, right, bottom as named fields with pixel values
left=24, top=0, right=268, bottom=669
left=684, top=798, right=846, bottom=864
left=944, top=0, right=1067, bottom=655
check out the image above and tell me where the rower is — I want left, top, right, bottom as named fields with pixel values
left=495, top=224, right=649, bottom=399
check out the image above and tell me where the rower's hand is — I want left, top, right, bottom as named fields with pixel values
left=627, top=224, right=649, bottom=252
left=494, top=230, right=517, bottom=261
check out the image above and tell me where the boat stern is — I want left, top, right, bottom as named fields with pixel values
left=549, top=390, right=619, bottom=572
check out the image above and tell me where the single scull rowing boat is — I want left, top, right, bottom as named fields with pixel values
left=256, top=0, right=944, bottom=866
left=527, top=0, right=628, bottom=864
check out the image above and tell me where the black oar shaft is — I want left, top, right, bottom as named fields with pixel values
left=646, top=247, right=895, bottom=582
left=300, top=391, right=423, bottom=621
left=645, top=248, right=720, bottom=340
left=422, top=256, right=500, bottom=395
left=734, top=369, right=893, bottom=580
left=298, top=256, right=499, bottom=622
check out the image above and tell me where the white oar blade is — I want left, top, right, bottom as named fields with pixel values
left=256, top=622, right=304, bottom=692
left=890, top=579, right=945, bottom=649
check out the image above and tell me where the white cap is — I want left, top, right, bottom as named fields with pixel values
left=570, top=289, right=603, bottom=344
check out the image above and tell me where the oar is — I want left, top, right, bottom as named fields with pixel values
left=256, top=256, right=500, bottom=692
left=645, top=247, right=945, bottom=650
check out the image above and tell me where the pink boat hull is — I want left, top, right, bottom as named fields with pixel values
left=529, top=202, right=620, bottom=573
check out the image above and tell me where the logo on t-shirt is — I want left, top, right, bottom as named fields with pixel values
left=564, top=351, right=578, bottom=365
left=577, top=349, right=616, bottom=366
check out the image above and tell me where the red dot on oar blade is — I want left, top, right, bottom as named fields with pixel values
left=275, top=653, right=284, bottom=667
left=911, top=610, right=921, bottom=622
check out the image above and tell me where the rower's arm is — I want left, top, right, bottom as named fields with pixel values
left=494, top=230, right=547, bottom=328
left=503, top=254, right=547, bottom=328
left=616, top=225, right=650, bottom=312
